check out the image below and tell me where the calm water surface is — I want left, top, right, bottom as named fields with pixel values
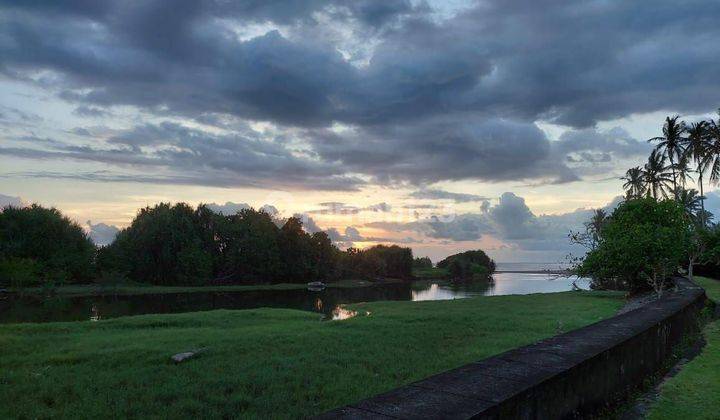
left=0, top=270, right=589, bottom=324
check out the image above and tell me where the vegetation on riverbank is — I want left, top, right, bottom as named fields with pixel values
left=647, top=276, right=720, bottom=419
left=1, top=203, right=415, bottom=289
left=573, top=109, right=720, bottom=295
left=6, top=278, right=405, bottom=297
left=0, top=290, right=622, bottom=418
left=411, top=250, right=495, bottom=280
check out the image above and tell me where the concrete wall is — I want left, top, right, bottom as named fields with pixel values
left=317, top=278, right=708, bottom=419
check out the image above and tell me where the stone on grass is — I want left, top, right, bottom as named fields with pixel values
left=171, top=348, right=207, bottom=364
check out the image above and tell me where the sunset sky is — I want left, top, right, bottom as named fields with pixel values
left=1, top=0, right=719, bottom=262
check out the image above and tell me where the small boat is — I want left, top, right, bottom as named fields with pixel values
left=307, top=281, right=327, bottom=291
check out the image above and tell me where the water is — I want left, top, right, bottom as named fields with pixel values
left=0, top=270, right=589, bottom=324
left=495, top=261, right=573, bottom=272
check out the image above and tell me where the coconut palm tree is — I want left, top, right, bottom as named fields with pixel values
left=674, top=187, right=703, bottom=223
left=649, top=116, right=687, bottom=197
left=704, top=112, right=720, bottom=188
left=685, top=121, right=710, bottom=225
left=621, top=166, right=646, bottom=199
left=672, top=154, right=694, bottom=189
left=588, top=209, right=608, bottom=244
left=643, top=149, right=674, bottom=199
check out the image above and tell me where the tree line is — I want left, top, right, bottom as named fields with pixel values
left=576, top=108, right=720, bottom=295
left=0, top=202, right=414, bottom=287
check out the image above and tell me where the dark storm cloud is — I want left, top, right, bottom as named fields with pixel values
left=308, top=117, right=578, bottom=184
left=1, top=0, right=718, bottom=187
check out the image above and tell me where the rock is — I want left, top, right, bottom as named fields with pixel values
left=171, top=348, right=206, bottom=363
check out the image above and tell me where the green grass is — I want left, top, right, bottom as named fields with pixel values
left=8, top=279, right=400, bottom=297
left=0, top=290, right=622, bottom=419
left=647, top=276, right=720, bottom=420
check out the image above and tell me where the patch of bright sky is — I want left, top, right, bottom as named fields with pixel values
left=421, top=0, right=476, bottom=21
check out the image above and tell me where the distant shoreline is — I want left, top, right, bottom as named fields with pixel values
left=495, top=270, right=571, bottom=275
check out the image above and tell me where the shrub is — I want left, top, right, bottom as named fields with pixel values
left=437, top=250, right=495, bottom=280
left=577, top=198, right=691, bottom=294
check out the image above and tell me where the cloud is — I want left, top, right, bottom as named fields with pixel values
left=2, top=1, right=718, bottom=190
left=308, top=201, right=392, bottom=214
left=86, top=221, right=119, bottom=246
left=0, top=193, right=24, bottom=209
left=409, top=188, right=488, bottom=203
left=0, top=122, right=365, bottom=191
left=2, top=1, right=717, bottom=128
left=205, top=201, right=250, bottom=215
left=307, top=117, right=578, bottom=185
left=367, top=191, right=624, bottom=252
left=293, top=213, right=323, bottom=234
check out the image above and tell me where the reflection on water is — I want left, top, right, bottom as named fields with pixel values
left=0, top=272, right=590, bottom=324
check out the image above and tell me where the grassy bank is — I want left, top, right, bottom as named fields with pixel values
left=0, top=290, right=622, bottom=419
left=647, top=276, right=720, bottom=420
left=6, top=278, right=404, bottom=297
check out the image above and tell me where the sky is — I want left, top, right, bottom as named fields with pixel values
left=1, top=0, right=719, bottom=262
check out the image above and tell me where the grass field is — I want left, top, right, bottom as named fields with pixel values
left=647, top=276, right=720, bottom=420
left=0, top=290, right=622, bottom=419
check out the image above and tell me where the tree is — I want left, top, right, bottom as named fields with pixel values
left=648, top=116, right=686, bottom=196
left=413, top=257, right=433, bottom=270
left=643, top=149, right=674, bottom=199
left=0, top=205, right=95, bottom=286
left=437, top=250, right=495, bottom=280
left=684, top=121, right=710, bottom=225
left=621, top=166, right=646, bottom=199
left=674, top=188, right=703, bottom=224
left=577, top=198, right=691, bottom=295
left=215, top=208, right=285, bottom=283
left=278, top=217, right=315, bottom=281
left=100, top=203, right=214, bottom=285
left=706, top=111, right=720, bottom=191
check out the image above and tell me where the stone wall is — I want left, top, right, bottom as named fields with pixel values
left=317, top=278, right=708, bottom=419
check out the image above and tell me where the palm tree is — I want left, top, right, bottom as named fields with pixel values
left=704, top=111, right=720, bottom=188
left=643, top=149, right=674, bottom=199
left=648, top=116, right=687, bottom=197
left=588, top=209, right=608, bottom=244
left=685, top=121, right=710, bottom=225
left=672, top=153, right=694, bottom=189
left=674, top=187, right=703, bottom=223
left=621, top=166, right=646, bottom=199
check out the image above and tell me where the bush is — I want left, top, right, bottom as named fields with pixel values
left=0, top=257, right=41, bottom=289
left=437, top=250, right=495, bottom=280
left=0, top=205, right=95, bottom=285
left=577, top=198, right=691, bottom=294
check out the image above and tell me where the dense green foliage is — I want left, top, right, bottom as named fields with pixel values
left=0, top=291, right=622, bottom=418
left=98, top=203, right=413, bottom=285
left=577, top=198, right=691, bottom=293
left=0, top=205, right=95, bottom=286
left=437, top=249, right=496, bottom=280
left=412, top=256, right=432, bottom=270
left=647, top=277, right=720, bottom=420
left=584, top=108, right=720, bottom=293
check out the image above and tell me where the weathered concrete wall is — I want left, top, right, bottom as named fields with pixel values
left=317, top=278, right=708, bottom=419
